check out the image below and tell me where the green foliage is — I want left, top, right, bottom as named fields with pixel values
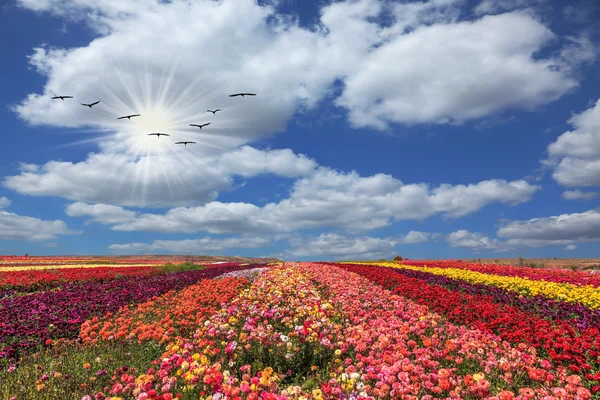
left=0, top=341, right=164, bottom=400
left=156, top=262, right=206, bottom=273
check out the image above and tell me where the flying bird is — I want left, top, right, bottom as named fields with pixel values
left=205, top=109, right=222, bottom=115
left=117, top=114, right=141, bottom=120
left=175, top=141, right=196, bottom=146
left=51, top=96, right=73, bottom=101
left=229, top=93, right=257, bottom=98
left=81, top=101, right=100, bottom=108
left=148, top=133, right=170, bottom=138
left=190, top=123, right=211, bottom=129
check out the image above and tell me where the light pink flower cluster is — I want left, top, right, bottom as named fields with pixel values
left=216, top=268, right=269, bottom=281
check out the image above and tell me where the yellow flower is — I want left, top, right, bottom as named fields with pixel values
left=473, top=373, right=485, bottom=382
left=335, top=349, right=342, bottom=356
left=368, top=262, right=600, bottom=309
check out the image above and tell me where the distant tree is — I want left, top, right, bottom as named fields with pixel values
left=24, top=253, right=29, bottom=257
left=393, top=255, right=403, bottom=262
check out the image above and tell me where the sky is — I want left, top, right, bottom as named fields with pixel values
left=0, top=0, right=599, bottom=260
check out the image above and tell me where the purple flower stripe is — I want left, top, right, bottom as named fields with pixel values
left=0, top=264, right=255, bottom=361
left=385, top=267, right=600, bottom=330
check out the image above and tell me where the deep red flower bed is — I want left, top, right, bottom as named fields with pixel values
left=0, top=266, right=156, bottom=291
left=402, top=260, right=600, bottom=287
left=340, top=264, right=600, bottom=390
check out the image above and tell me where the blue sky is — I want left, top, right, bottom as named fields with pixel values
left=1, top=0, right=599, bottom=260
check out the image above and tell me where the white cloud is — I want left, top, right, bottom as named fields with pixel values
left=65, top=202, right=137, bottom=224
left=0, top=197, right=11, bottom=210
left=559, top=34, right=597, bottom=66
left=383, top=0, right=462, bottom=34
left=428, top=179, right=539, bottom=217
left=474, top=0, right=546, bottom=15
left=0, top=211, right=79, bottom=242
left=400, top=230, right=431, bottom=244
left=447, top=229, right=511, bottom=252
left=110, top=168, right=539, bottom=234
left=335, top=11, right=583, bottom=129
left=546, top=99, right=600, bottom=187
left=287, top=233, right=399, bottom=260
left=4, top=146, right=316, bottom=207
left=216, top=146, right=317, bottom=178
left=108, top=236, right=270, bottom=255
left=497, top=209, right=600, bottom=247
left=561, top=190, right=598, bottom=201
left=564, top=244, right=577, bottom=251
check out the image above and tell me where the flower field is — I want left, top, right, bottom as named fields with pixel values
left=1, top=260, right=599, bottom=399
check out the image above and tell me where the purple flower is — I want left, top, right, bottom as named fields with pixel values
left=0, top=264, right=258, bottom=360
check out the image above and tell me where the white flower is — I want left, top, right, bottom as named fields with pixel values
left=281, top=335, right=289, bottom=343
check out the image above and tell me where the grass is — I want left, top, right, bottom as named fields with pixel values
left=0, top=341, right=165, bottom=399
left=155, top=262, right=206, bottom=273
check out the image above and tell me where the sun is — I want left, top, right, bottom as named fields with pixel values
left=118, top=107, right=177, bottom=155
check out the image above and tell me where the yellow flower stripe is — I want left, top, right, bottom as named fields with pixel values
left=356, top=261, right=600, bottom=310
left=0, top=264, right=158, bottom=272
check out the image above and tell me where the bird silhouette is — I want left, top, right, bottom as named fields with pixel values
left=205, top=109, right=222, bottom=115
left=117, top=114, right=141, bottom=120
left=51, top=96, right=73, bottom=101
left=190, top=123, right=211, bottom=129
left=148, top=133, right=170, bottom=138
left=81, top=101, right=100, bottom=108
left=229, top=93, right=257, bottom=98
left=176, top=141, right=196, bottom=146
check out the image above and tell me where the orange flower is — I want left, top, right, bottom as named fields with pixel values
left=498, top=390, right=515, bottom=400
